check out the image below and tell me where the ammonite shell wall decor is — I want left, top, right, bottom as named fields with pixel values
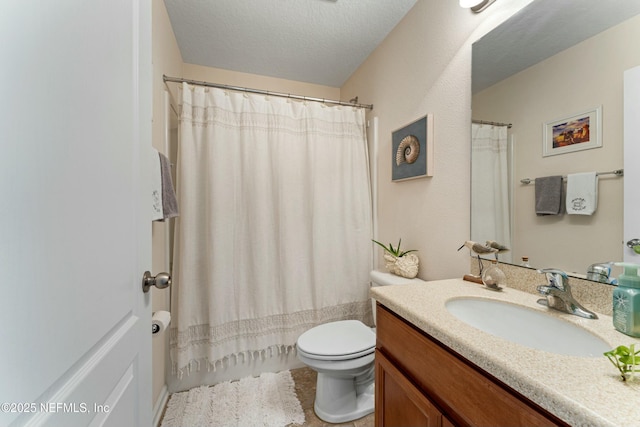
left=391, top=114, right=434, bottom=181
left=396, top=135, right=420, bottom=166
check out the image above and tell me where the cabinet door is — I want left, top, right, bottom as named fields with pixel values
left=375, top=350, right=442, bottom=427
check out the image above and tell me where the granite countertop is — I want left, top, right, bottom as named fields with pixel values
left=370, top=278, right=640, bottom=427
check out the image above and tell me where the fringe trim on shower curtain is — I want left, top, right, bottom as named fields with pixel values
left=171, top=345, right=298, bottom=378
left=169, top=300, right=372, bottom=379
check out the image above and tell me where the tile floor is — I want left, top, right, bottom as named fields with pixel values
left=289, top=367, right=375, bottom=427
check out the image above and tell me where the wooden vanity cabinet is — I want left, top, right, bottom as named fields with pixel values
left=375, top=303, right=569, bottom=427
left=376, top=349, right=454, bottom=426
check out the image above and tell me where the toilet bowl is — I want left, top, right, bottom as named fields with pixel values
left=296, top=270, right=424, bottom=423
left=296, top=320, right=376, bottom=423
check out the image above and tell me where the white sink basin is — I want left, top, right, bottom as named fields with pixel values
left=445, top=297, right=610, bottom=357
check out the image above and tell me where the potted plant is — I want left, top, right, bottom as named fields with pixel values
left=372, top=238, right=419, bottom=279
left=604, top=344, right=640, bottom=382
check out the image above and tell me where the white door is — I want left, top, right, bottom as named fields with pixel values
left=0, top=1, right=152, bottom=426
left=624, top=66, right=640, bottom=263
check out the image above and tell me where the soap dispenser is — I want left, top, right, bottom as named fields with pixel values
left=613, top=262, right=640, bottom=337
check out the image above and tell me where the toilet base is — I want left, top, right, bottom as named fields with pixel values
left=313, top=371, right=375, bottom=423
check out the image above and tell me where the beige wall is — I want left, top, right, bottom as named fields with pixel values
left=182, top=63, right=340, bottom=100
left=473, top=14, right=640, bottom=274
left=341, top=0, right=534, bottom=280
left=151, top=0, right=182, bottom=410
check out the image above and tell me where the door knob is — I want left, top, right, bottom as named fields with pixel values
left=142, top=271, right=171, bottom=293
left=626, top=239, right=640, bottom=254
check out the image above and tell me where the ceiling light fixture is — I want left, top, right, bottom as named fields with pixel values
left=459, top=0, right=496, bottom=13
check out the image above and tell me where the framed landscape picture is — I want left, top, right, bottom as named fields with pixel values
left=543, top=106, right=602, bottom=157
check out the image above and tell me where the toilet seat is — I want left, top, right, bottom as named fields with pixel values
left=296, top=320, right=375, bottom=361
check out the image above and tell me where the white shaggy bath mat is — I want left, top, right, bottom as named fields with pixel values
left=160, top=370, right=305, bottom=427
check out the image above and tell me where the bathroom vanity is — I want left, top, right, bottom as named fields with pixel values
left=371, top=278, right=640, bottom=427
left=376, top=304, right=565, bottom=426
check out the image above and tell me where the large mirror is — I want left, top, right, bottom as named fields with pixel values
left=471, top=0, right=640, bottom=279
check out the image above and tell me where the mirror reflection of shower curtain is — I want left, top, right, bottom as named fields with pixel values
left=170, top=83, right=373, bottom=378
left=471, top=123, right=512, bottom=263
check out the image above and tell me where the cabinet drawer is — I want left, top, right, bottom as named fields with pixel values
left=376, top=304, right=567, bottom=427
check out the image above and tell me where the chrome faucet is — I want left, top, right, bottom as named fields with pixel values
left=536, top=268, right=598, bottom=319
left=587, top=262, right=614, bottom=284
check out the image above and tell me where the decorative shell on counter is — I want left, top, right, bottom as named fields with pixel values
left=396, top=135, right=420, bottom=166
left=383, top=252, right=419, bottom=279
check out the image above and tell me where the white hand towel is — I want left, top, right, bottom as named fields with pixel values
left=566, top=172, right=598, bottom=215
left=151, top=148, right=164, bottom=221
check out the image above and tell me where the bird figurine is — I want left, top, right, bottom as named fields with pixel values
left=458, top=240, right=498, bottom=255
left=485, top=240, right=510, bottom=260
left=457, top=240, right=498, bottom=276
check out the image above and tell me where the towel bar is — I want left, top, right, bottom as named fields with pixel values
left=520, top=169, right=623, bottom=185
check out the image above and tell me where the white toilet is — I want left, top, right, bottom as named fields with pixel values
left=296, top=270, right=423, bottom=423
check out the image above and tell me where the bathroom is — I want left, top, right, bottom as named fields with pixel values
left=148, top=0, right=640, bottom=425
left=3, top=0, right=639, bottom=426
left=153, top=0, right=640, bottom=424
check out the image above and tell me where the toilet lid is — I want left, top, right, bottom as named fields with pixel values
left=296, top=320, right=375, bottom=360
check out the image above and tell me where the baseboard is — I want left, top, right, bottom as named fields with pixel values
left=152, top=384, right=170, bottom=427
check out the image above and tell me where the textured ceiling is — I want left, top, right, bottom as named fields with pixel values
left=472, top=0, right=640, bottom=94
left=163, top=0, right=418, bottom=87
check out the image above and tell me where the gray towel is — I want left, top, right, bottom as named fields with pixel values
left=159, top=152, right=179, bottom=221
left=535, top=175, right=563, bottom=216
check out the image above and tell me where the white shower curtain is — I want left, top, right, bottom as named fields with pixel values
left=170, top=83, right=373, bottom=376
left=471, top=123, right=512, bottom=263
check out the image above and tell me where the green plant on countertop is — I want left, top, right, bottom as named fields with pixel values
left=372, top=238, right=417, bottom=257
left=604, top=344, right=640, bottom=382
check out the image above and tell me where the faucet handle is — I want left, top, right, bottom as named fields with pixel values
left=537, top=268, right=569, bottom=290
left=587, top=262, right=612, bottom=283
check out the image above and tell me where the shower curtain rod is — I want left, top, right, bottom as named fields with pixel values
left=163, top=75, right=374, bottom=110
left=472, top=119, right=512, bottom=128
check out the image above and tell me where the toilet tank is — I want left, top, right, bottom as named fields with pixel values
left=370, top=270, right=425, bottom=325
